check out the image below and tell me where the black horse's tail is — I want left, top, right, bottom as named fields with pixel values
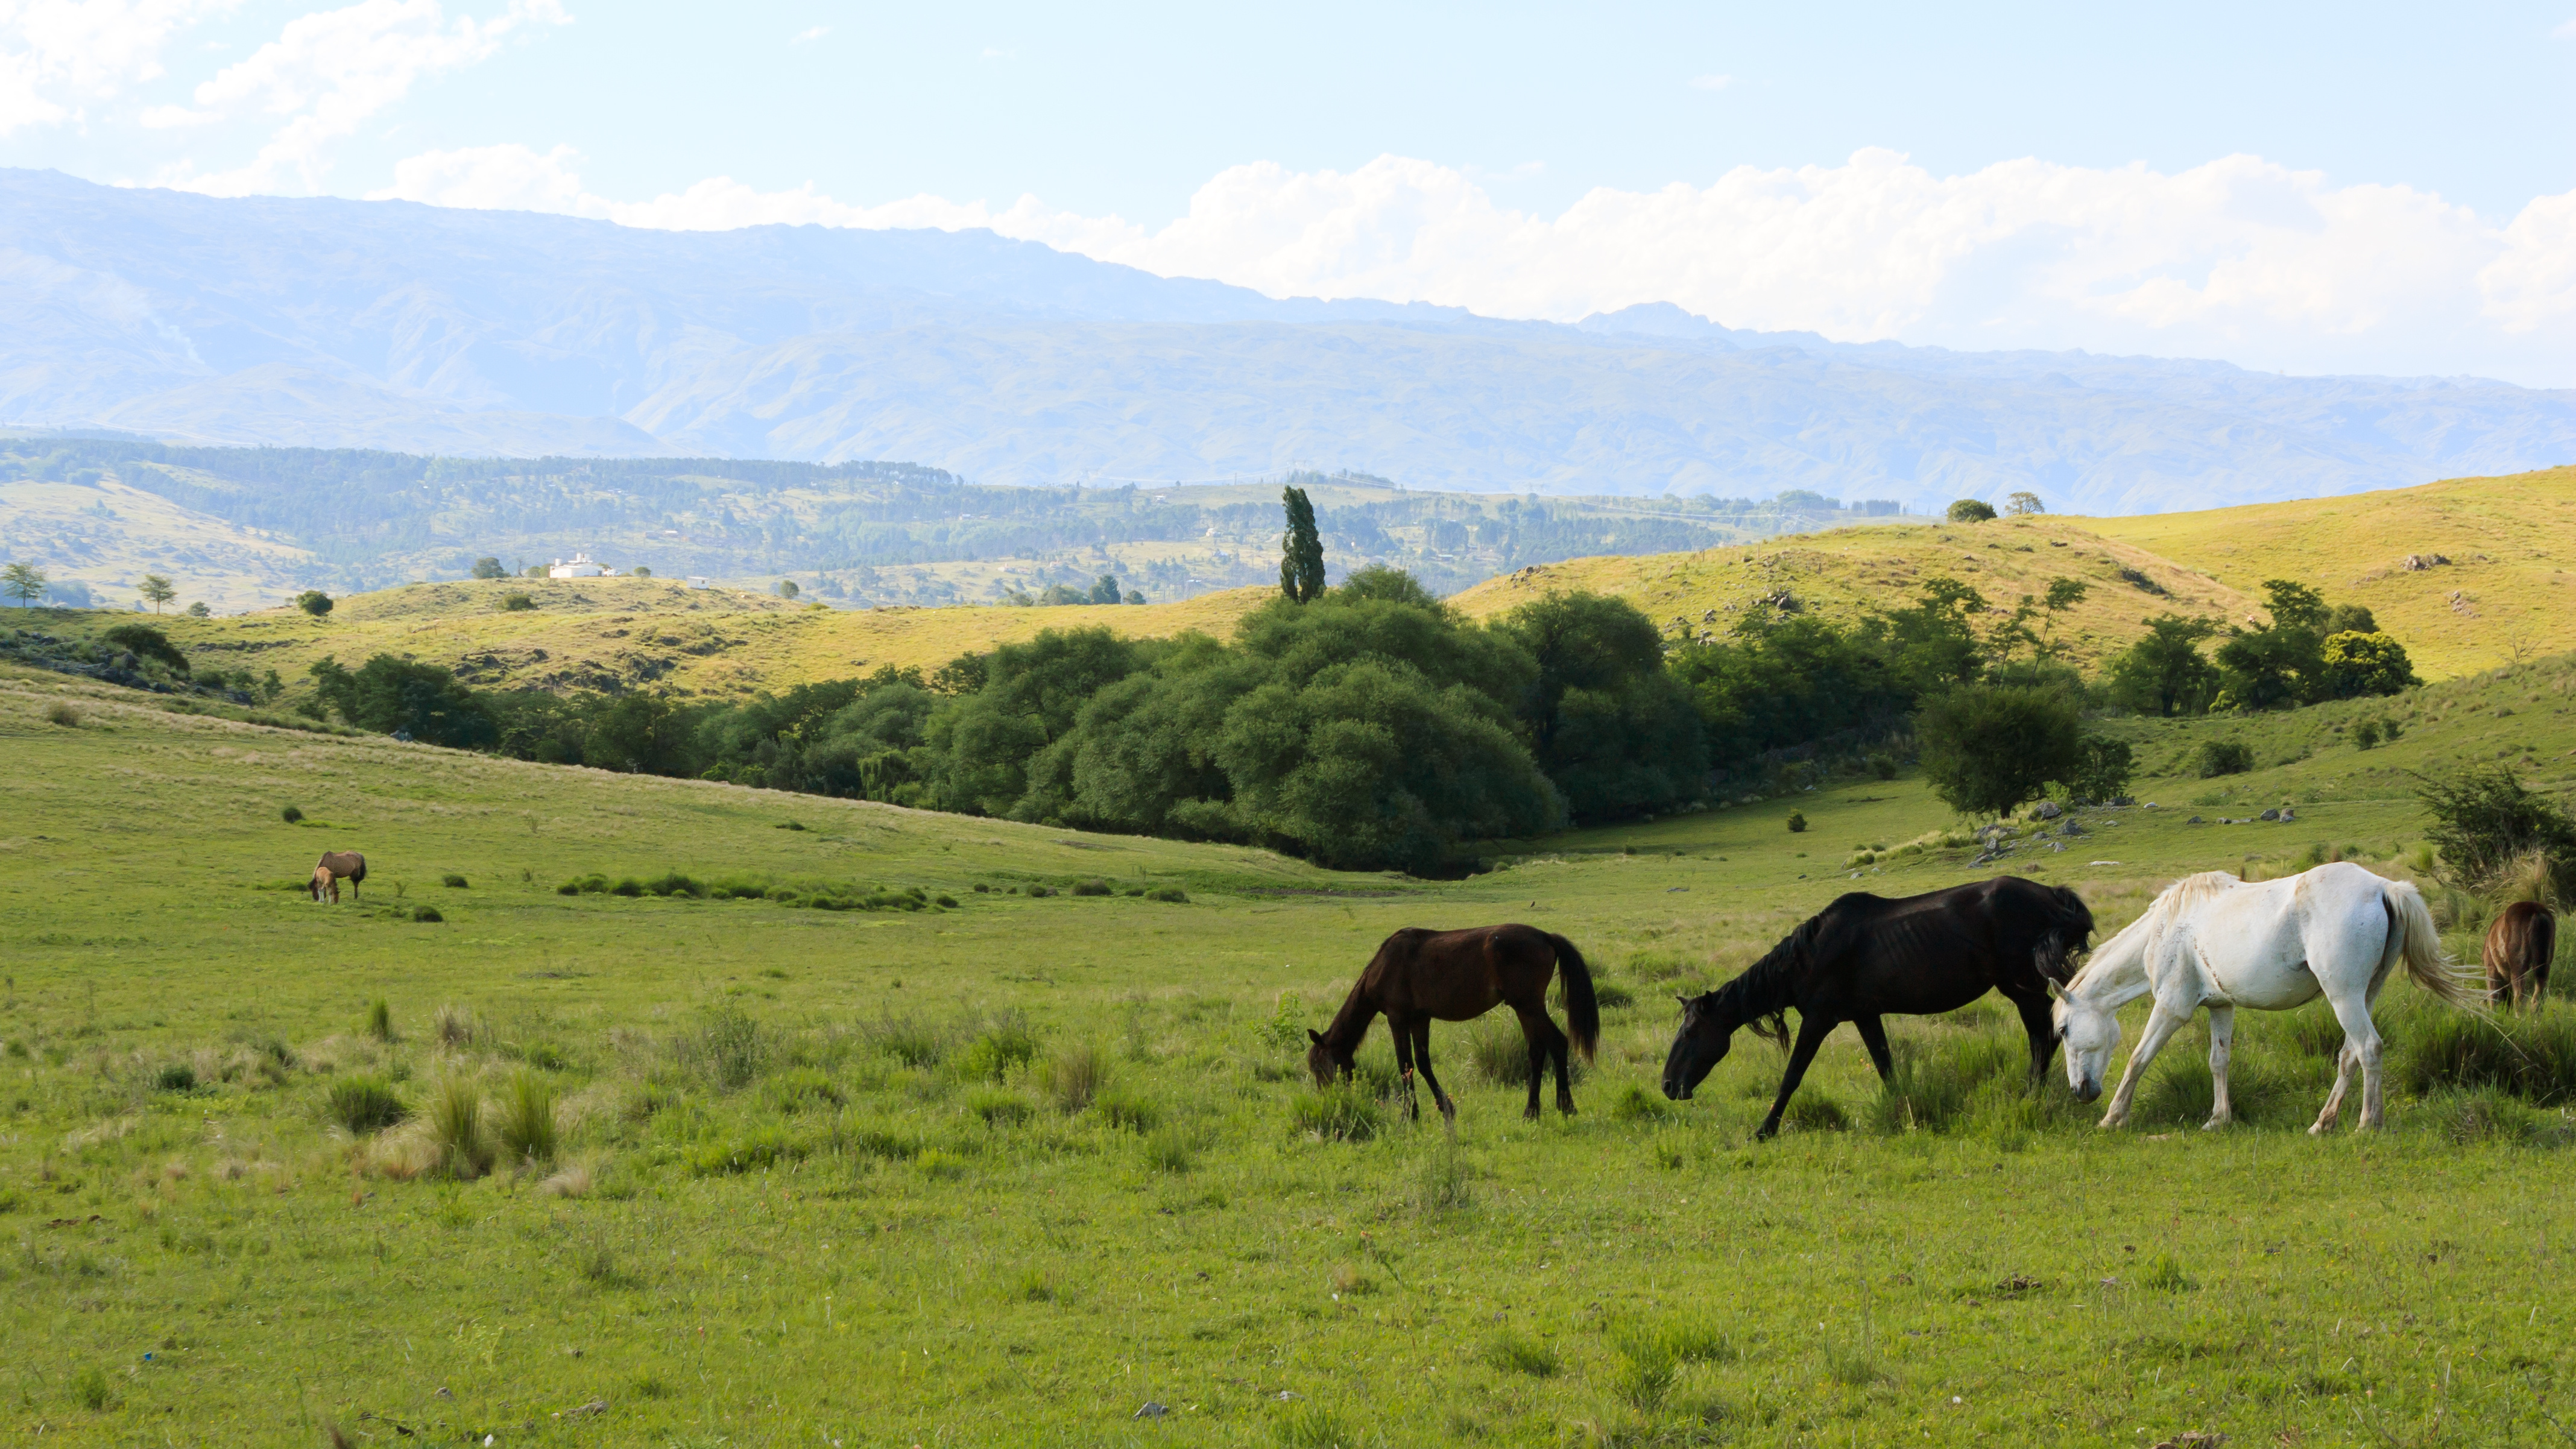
left=1548, top=933, right=1600, bottom=1062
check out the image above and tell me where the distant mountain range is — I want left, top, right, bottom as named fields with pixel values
left=5, top=167, right=2572, bottom=514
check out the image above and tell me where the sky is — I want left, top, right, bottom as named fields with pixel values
left=5, top=1, right=2575, bottom=384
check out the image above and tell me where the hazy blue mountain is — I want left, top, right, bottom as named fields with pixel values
left=5, top=168, right=2571, bottom=513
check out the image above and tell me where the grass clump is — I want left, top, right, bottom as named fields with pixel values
left=1070, top=878, right=1113, bottom=897
left=1146, top=885, right=1189, bottom=903
left=968, top=1088, right=1034, bottom=1126
left=955, top=1015, right=1041, bottom=1082
left=865, top=1014, right=950, bottom=1069
left=1096, top=1088, right=1162, bottom=1132
left=1291, top=1084, right=1383, bottom=1142
left=2396, top=1001, right=2576, bottom=1105
left=325, top=1076, right=408, bottom=1134
left=428, top=1078, right=495, bottom=1179
left=440, top=873, right=467, bottom=888
left=1410, top=1138, right=1474, bottom=1213
left=153, top=1062, right=198, bottom=1093
left=365, top=999, right=394, bottom=1042
left=432, top=1003, right=479, bottom=1048
left=2140, top=1253, right=2197, bottom=1292
left=681, top=1003, right=768, bottom=1091
left=2197, top=740, right=2254, bottom=777
left=1609, top=1316, right=1733, bottom=1410
left=1041, top=1044, right=1110, bottom=1113
left=690, top=1128, right=810, bottom=1176
left=1784, top=1094, right=1849, bottom=1133
left=1482, top=1330, right=1559, bottom=1377
left=409, top=904, right=443, bottom=923
left=494, top=1073, right=560, bottom=1167
left=279, top=803, right=300, bottom=822
left=1609, top=1082, right=1668, bottom=1121
left=1143, top=1126, right=1198, bottom=1173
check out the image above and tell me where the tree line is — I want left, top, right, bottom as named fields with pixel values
left=292, top=493, right=2421, bottom=872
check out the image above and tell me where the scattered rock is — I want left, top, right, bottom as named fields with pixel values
left=2399, top=553, right=2450, bottom=570
left=2259, top=809, right=2279, bottom=821
left=1134, top=1402, right=1170, bottom=1420
left=2032, top=801, right=2063, bottom=821
left=2058, top=821, right=2085, bottom=836
left=2277, top=808, right=2296, bottom=822
left=2186, top=816, right=2203, bottom=824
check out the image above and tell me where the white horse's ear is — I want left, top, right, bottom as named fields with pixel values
left=2045, top=980, right=2066, bottom=1002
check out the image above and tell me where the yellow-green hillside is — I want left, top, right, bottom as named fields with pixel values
left=2076, top=465, right=2576, bottom=681
left=1449, top=514, right=2255, bottom=671
left=46, top=577, right=1271, bottom=698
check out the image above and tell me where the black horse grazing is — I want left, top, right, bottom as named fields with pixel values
left=1661, top=876, right=2094, bottom=1139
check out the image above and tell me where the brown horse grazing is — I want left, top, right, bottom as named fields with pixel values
left=309, top=850, right=367, bottom=901
left=1307, top=924, right=1599, bottom=1122
left=2485, top=900, right=2555, bottom=1009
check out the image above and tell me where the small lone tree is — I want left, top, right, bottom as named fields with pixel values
left=776, top=579, right=800, bottom=601
left=1915, top=683, right=2083, bottom=819
left=1088, top=573, right=1122, bottom=605
left=2, top=562, right=45, bottom=607
left=1946, top=499, right=1997, bottom=523
left=295, top=590, right=333, bottom=618
left=2004, top=491, right=2045, bottom=516
left=470, top=557, right=507, bottom=579
left=185, top=601, right=211, bottom=617
left=1280, top=485, right=1325, bottom=603
left=137, top=574, right=175, bottom=613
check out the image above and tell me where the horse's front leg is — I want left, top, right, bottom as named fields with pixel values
left=1388, top=1013, right=1419, bottom=1121
left=1755, top=1015, right=1834, bottom=1141
left=2098, top=1002, right=2191, bottom=1129
left=1409, top=1018, right=1454, bottom=1121
left=2202, top=1005, right=2235, bottom=1130
left=2008, top=993, right=2058, bottom=1091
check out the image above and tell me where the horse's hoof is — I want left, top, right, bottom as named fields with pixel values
left=1522, top=1108, right=1541, bottom=1122
left=2201, top=1119, right=2229, bottom=1132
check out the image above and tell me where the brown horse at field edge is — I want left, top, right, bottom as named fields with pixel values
left=1308, top=924, right=1599, bottom=1122
left=2485, top=900, right=2555, bottom=1009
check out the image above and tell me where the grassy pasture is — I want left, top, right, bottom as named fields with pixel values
left=5, top=661, right=2576, bottom=1445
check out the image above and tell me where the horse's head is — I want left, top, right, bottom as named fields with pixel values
left=1660, top=992, right=1734, bottom=1100
left=2050, top=982, right=2117, bottom=1102
left=1305, top=1029, right=1352, bottom=1088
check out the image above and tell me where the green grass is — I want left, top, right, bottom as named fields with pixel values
left=7, top=661, right=2576, bottom=1442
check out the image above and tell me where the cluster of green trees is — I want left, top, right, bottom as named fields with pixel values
left=2101, top=580, right=2414, bottom=716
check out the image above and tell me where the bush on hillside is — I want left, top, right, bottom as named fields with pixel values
left=1914, top=684, right=2083, bottom=819
left=2416, top=764, right=2576, bottom=901
left=2196, top=740, right=2254, bottom=778
left=1946, top=499, right=1997, bottom=522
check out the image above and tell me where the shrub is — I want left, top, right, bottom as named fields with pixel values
left=1042, top=1044, right=1111, bottom=1113
left=500, top=593, right=535, bottom=611
left=410, top=905, right=443, bottom=923
left=2196, top=740, right=2254, bottom=778
left=440, top=873, right=467, bottom=888
left=1070, top=878, right=1112, bottom=897
left=429, top=1078, right=494, bottom=1179
left=1025, top=884, right=1055, bottom=898
left=1147, top=886, right=1189, bottom=903
left=366, top=999, right=394, bottom=1042
left=1482, top=1330, right=1559, bottom=1377
left=45, top=701, right=79, bottom=727
left=2069, top=736, right=2135, bottom=803
left=1867, top=753, right=1899, bottom=780
left=1290, top=1085, right=1383, bottom=1141
left=279, top=804, right=303, bottom=823
left=1946, top=498, right=1997, bottom=523
left=153, top=1062, right=198, bottom=1093
left=608, top=878, right=644, bottom=897
left=2416, top=765, right=2576, bottom=902
left=933, top=894, right=959, bottom=908
left=645, top=871, right=705, bottom=898
left=2353, top=719, right=2383, bottom=750
left=494, top=1073, right=559, bottom=1166
left=1785, top=810, right=1807, bottom=833
left=326, top=1076, right=408, bottom=1134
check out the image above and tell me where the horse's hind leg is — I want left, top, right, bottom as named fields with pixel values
left=1409, top=1019, right=1454, bottom=1122
left=1853, top=1017, right=1895, bottom=1083
left=2203, top=1005, right=2235, bottom=1130
left=1511, top=1005, right=1548, bottom=1120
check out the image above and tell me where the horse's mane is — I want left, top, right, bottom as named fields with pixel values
left=2068, top=871, right=2240, bottom=994
left=1711, top=919, right=1811, bottom=1049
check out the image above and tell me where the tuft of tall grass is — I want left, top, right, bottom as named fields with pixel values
left=432, top=1003, right=478, bottom=1048
left=1041, top=1044, right=1110, bottom=1113
left=864, top=1014, right=950, bottom=1069
left=1608, top=1318, right=1734, bottom=1409
left=45, top=701, right=80, bottom=728
left=1461, top=1018, right=1586, bottom=1088
left=681, top=1003, right=767, bottom=1091
left=1783, top=1093, right=1849, bottom=1132
left=967, top=1088, right=1034, bottom=1126
left=2396, top=1000, right=2576, bottom=1105
left=153, top=1062, right=198, bottom=1093
left=428, top=1078, right=495, bottom=1179
left=2133, top=1052, right=2294, bottom=1129
left=1869, top=1029, right=2028, bottom=1134
left=494, top=1072, right=559, bottom=1167
left=1410, top=1138, right=1474, bottom=1214
left=365, top=999, right=394, bottom=1042
left=1481, top=1330, right=1558, bottom=1377
left=2139, top=1253, right=2197, bottom=1292
left=954, top=1014, right=1041, bottom=1082
left=1143, top=1126, right=1196, bottom=1173
left=1096, top=1088, right=1162, bottom=1132
left=1609, top=1083, right=1669, bottom=1122
left=325, top=1075, right=408, bottom=1134
left=1291, top=1085, right=1382, bottom=1142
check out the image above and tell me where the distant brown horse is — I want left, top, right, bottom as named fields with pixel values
left=309, top=850, right=367, bottom=902
left=2485, top=900, right=2555, bottom=1009
left=1307, top=924, right=1599, bottom=1122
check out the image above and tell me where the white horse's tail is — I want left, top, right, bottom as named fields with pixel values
left=2384, top=880, right=2486, bottom=1011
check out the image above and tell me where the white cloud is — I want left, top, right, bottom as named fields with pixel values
left=168, top=0, right=566, bottom=194
left=0, top=0, right=233, bottom=134
left=2554, top=14, right=2576, bottom=37
left=1688, top=73, right=1731, bottom=90
left=373, top=144, right=2576, bottom=384
left=789, top=24, right=824, bottom=44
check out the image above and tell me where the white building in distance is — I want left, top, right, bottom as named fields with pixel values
left=548, top=553, right=613, bottom=578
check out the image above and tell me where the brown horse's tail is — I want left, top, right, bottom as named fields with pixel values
left=1548, top=933, right=1599, bottom=1062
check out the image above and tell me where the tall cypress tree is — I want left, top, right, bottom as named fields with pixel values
left=1279, top=486, right=1325, bottom=603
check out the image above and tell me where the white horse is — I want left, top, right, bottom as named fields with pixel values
left=2053, top=862, right=2481, bottom=1133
